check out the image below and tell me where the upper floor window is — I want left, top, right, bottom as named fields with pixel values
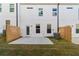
left=0, top=4, right=2, bottom=12
left=38, top=8, right=43, bottom=16
left=66, top=7, right=73, bottom=9
left=53, top=8, right=57, bottom=11
left=10, top=4, right=14, bottom=12
left=52, top=8, right=57, bottom=16
left=27, top=7, right=33, bottom=9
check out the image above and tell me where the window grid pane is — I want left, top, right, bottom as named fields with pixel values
left=0, top=4, right=2, bottom=12
left=36, top=24, right=40, bottom=33
left=10, top=8, right=14, bottom=12
left=10, top=4, right=14, bottom=12
left=76, top=24, right=79, bottom=33
left=38, top=8, right=43, bottom=16
left=0, top=8, right=1, bottom=12
left=36, top=29, right=40, bottom=33
left=52, top=8, right=57, bottom=16
left=10, top=4, right=14, bottom=8
left=52, top=8, right=57, bottom=11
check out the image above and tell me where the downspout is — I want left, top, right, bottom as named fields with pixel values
left=16, top=3, right=18, bottom=26
left=57, top=3, right=59, bottom=33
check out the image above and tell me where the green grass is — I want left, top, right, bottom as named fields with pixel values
left=0, top=35, right=79, bottom=55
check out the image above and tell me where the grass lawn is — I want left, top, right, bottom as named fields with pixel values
left=0, top=35, right=79, bottom=56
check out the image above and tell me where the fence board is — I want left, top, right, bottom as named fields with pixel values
left=59, top=26, right=71, bottom=42
left=6, top=26, right=21, bottom=42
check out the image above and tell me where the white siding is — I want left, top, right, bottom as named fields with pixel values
left=0, top=3, right=16, bottom=30
left=19, top=4, right=57, bottom=37
left=59, top=5, right=79, bottom=37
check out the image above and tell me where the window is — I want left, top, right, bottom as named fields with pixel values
left=76, top=24, right=79, bottom=33
left=10, top=4, right=14, bottom=12
left=47, top=24, right=51, bottom=33
left=53, top=8, right=57, bottom=11
left=38, top=8, right=43, bottom=16
left=0, top=4, right=2, bottom=12
left=36, top=24, right=40, bottom=33
left=52, top=8, right=57, bottom=16
left=6, top=20, right=10, bottom=26
left=67, top=7, right=73, bottom=9
left=27, top=7, right=33, bottom=9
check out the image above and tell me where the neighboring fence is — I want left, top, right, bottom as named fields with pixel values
left=59, top=26, right=71, bottom=42
left=6, top=26, right=21, bottom=42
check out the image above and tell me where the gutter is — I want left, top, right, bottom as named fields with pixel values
left=57, top=3, right=59, bottom=33
left=16, top=3, right=18, bottom=27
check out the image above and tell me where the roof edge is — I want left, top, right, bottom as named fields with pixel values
left=20, top=3, right=79, bottom=5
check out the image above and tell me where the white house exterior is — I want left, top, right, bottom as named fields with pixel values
left=19, top=3, right=58, bottom=37
left=0, top=3, right=17, bottom=30
left=0, top=3, right=58, bottom=37
left=1, top=3, right=79, bottom=44
left=59, top=4, right=79, bottom=37
left=59, top=4, right=79, bottom=44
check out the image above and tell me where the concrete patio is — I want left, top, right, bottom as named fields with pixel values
left=9, top=37, right=53, bottom=44
left=72, top=37, right=79, bottom=44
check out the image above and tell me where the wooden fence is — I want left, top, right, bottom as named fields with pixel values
left=6, top=26, right=21, bottom=42
left=59, top=26, right=71, bottom=42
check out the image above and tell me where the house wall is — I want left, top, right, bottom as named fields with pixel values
left=1, top=3, right=79, bottom=44
left=19, top=4, right=57, bottom=37
left=0, top=3, right=16, bottom=30
left=59, top=4, right=79, bottom=37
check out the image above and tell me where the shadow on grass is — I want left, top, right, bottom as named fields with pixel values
left=0, top=35, right=79, bottom=55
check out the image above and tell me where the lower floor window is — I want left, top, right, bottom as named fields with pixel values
left=0, top=8, right=1, bottom=12
left=36, top=24, right=40, bottom=33
left=35, top=24, right=51, bottom=34
left=76, top=24, right=79, bottom=33
left=36, top=29, right=40, bottom=33
left=47, top=24, right=51, bottom=33
left=47, top=29, right=51, bottom=33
